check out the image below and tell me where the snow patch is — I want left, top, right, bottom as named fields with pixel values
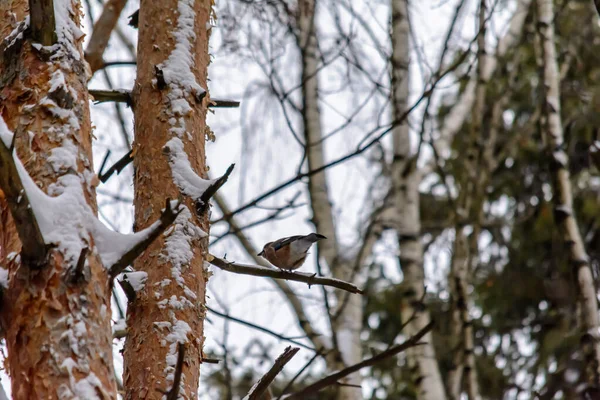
left=0, top=117, right=164, bottom=269
left=123, top=271, right=148, bottom=292
left=164, top=137, right=214, bottom=200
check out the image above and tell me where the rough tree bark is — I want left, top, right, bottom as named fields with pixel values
left=297, top=0, right=362, bottom=397
left=0, top=0, right=116, bottom=397
left=389, top=0, right=447, bottom=399
left=536, top=0, right=600, bottom=389
left=122, top=0, right=212, bottom=398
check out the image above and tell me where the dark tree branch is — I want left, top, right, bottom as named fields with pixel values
left=166, top=343, right=185, bottom=400
left=207, top=256, right=364, bottom=294
left=128, top=9, right=139, bottom=28
left=245, top=346, right=300, bottom=400
left=280, top=322, right=434, bottom=399
left=89, top=88, right=239, bottom=108
left=89, top=89, right=133, bottom=107
left=195, top=164, right=235, bottom=216
left=207, top=305, right=317, bottom=351
left=108, top=199, right=181, bottom=278
left=29, top=0, right=57, bottom=46
left=279, top=349, right=324, bottom=398
left=0, top=136, right=47, bottom=267
left=98, top=149, right=133, bottom=183
left=70, top=247, right=89, bottom=283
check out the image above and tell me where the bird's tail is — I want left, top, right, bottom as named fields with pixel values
left=305, top=233, right=327, bottom=242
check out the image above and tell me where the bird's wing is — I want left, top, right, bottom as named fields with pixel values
left=272, top=235, right=304, bottom=251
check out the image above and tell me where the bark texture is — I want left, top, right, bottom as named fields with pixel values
left=389, top=1, right=446, bottom=399
left=536, top=0, right=600, bottom=387
left=0, top=0, right=116, bottom=398
left=122, top=0, right=212, bottom=398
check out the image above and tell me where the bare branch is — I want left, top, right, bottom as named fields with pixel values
left=195, top=164, right=235, bottom=216
left=89, top=89, right=132, bottom=106
left=208, top=256, right=364, bottom=294
left=207, top=306, right=317, bottom=351
left=245, top=346, right=300, bottom=400
left=0, top=133, right=47, bottom=267
left=213, top=193, right=332, bottom=354
left=281, top=322, right=434, bottom=399
left=29, top=0, right=57, bottom=46
left=85, top=0, right=129, bottom=73
left=89, top=88, right=240, bottom=108
left=108, top=199, right=181, bottom=278
left=99, top=149, right=133, bottom=183
left=166, top=343, right=185, bottom=400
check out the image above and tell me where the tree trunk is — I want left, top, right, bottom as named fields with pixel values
left=536, top=0, right=600, bottom=388
left=0, top=0, right=116, bottom=397
left=389, top=1, right=447, bottom=399
left=122, top=0, right=212, bottom=398
left=297, top=0, right=362, bottom=398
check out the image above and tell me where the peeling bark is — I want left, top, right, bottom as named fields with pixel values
left=389, top=1, right=447, bottom=399
left=0, top=0, right=116, bottom=397
left=122, top=0, right=212, bottom=398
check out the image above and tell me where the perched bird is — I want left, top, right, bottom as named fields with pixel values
left=258, top=233, right=326, bottom=271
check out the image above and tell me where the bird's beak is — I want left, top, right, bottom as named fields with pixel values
left=257, top=250, right=264, bottom=257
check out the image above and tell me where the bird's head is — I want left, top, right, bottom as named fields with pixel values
left=257, top=242, right=272, bottom=257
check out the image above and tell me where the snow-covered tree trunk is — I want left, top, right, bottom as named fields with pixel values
left=297, top=0, right=362, bottom=398
left=389, top=1, right=446, bottom=399
left=122, top=0, right=212, bottom=398
left=0, top=0, right=117, bottom=397
left=536, top=0, right=600, bottom=388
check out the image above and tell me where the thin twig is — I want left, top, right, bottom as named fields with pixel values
left=279, top=349, right=324, bottom=398
left=280, top=322, right=434, bottom=399
left=207, top=256, right=364, bottom=294
left=207, top=306, right=316, bottom=351
left=99, top=149, right=133, bottom=183
left=245, top=346, right=300, bottom=400
left=196, top=164, right=235, bottom=216
left=166, top=343, right=185, bottom=400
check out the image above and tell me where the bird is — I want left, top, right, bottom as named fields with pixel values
left=257, top=233, right=326, bottom=271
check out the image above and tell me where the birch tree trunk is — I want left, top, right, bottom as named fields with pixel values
left=389, top=1, right=447, bottom=399
left=0, top=0, right=116, bottom=397
left=297, top=0, right=362, bottom=398
left=122, top=0, right=212, bottom=398
left=536, top=0, right=600, bottom=388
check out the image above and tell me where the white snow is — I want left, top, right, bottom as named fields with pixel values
left=0, top=269, right=8, bottom=289
left=123, top=271, right=148, bottom=292
left=164, top=137, right=215, bottom=200
left=159, top=0, right=206, bottom=122
left=52, top=0, right=84, bottom=61
left=0, top=117, right=166, bottom=269
left=163, top=205, right=207, bottom=284
left=113, top=319, right=126, bottom=333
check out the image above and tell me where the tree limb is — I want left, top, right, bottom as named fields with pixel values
left=207, top=255, right=363, bottom=294
left=281, top=322, right=434, bottom=399
left=108, top=199, right=181, bottom=278
left=195, top=164, right=235, bottom=216
left=85, top=0, right=129, bottom=73
left=244, top=346, right=299, bottom=400
left=0, top=132, right=47, bottom=267
left=29, top=0, right=57, bottom=46
left=89, top=88, right=240, bottom=108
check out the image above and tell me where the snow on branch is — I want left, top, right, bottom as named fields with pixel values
left=207, top=255, right=364, bottom=294
left=280, top=322, right=434, bottom=399
left=108, top=199, right=182, bottom=278
left=165, top=343, right=185, bottom=400
left=163, top=138, right=234, bottom=215
left=0, top=118, right=182, bottom=275
left=0, top=122, right=48, bottom=266
left=243, top=346, right=299, bottom=400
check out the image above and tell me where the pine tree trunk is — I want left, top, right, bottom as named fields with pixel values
left=389, top=1, right=447, bottom=399
left=0, top=1, right=116, bottom=397
left=122, top=0, right=212, bottom=398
